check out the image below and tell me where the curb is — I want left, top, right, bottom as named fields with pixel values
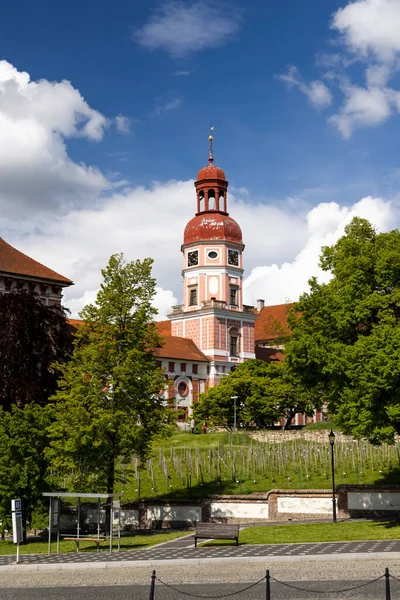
left=4, top=552, right=400, bottom=572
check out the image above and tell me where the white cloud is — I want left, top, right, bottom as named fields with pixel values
left=329, top=83, right=392, bottom=137
left=115, top=114, right=132, bottom=135
left=0, top=60, right=112, bottom=217
left=243, top=196, right=394, bottom=307
left=2, top=177, right=309, bottom=320
left=331, top=0, right=400, bottom=62
left=133, top=1, right=241, bottom=58
left=278, top=66, right=333, bottom=108
left=153, top=97, right=182, bottom=116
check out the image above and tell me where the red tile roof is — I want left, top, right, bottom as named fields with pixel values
left=68, top=318, right=208, bottom=362
left=154, top=335, right=209, bottom=362
left=156, top=320, right=172, bottom=336
left=255, top=346, right=285, bottom=362
left=255, top=303, right=294, bottom=343
left=0, top=237, right=73, bottom=285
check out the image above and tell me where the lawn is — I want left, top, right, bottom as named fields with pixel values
left=0, top=530, right=189, bottom=555
left=203, top=521, right=400, bottom=545
left=112, top=430, right=400, bottom=500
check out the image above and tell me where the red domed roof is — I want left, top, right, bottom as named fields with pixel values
left=197, top=164, right=226, bottom=181
left=184, top=213, right=243, bottom=245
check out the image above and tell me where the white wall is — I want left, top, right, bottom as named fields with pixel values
left=348, top=492, right=400, bottom=511
left=120, top=509, right=139, bottom=529
left=278, top=496, right=332, bottom=514
left=147, top=505, right=202, bottom=522
left=211, top=501, right=268, bottom=520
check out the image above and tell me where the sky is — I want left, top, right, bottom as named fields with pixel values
left=1, top=0, right=400, bottom=318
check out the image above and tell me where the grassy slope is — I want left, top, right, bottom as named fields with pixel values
left=115, top=431, right=400, bottom=501
left=204, top=521, right=400, bottom=545
left=0, top=530, right=189, bottom=555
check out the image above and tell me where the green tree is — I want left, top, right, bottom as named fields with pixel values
left=0, top=404, right=51, bottom=539
left=194, top=359, right=314, bottom=430
left=286, top=217, right=400, bottom=443
left=47, top=254, right=167, bottom=493
left=0, top=291, right=71, bottom=410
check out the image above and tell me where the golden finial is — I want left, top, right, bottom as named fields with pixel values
left=208, top=126, right=214, bottom=164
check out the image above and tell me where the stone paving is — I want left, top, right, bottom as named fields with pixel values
left=4, top=536, right=400, bottom=567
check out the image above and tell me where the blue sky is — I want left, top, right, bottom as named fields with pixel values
left=1, top=0, right=400, bottom=316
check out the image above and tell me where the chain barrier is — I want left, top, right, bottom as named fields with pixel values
left=149, top=569, right=400, bottom=599
left=154, top=575, right=266, bottom=599
left=270, top=574, right=386, bottom=594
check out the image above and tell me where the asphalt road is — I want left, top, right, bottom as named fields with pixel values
left=0, top=578, right=399, bottom=600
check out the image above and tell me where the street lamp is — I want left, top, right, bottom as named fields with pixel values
left=329, top=429, right=337, bottom=523
left=231, top=396, right=239, bottom=430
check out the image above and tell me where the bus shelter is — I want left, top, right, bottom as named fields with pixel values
left=43, top=492, right=123, bottom=555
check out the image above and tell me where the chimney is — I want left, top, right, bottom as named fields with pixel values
left=257, top=298, right=265, bottom=312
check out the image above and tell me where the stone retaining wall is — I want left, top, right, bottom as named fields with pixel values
left=117, top=485, right=400, bottom=529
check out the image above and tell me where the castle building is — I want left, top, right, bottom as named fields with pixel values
left=0, top=137, right=324, bottom=425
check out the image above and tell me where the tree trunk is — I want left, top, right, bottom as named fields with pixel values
left=284, top=411, right=296, bottom=430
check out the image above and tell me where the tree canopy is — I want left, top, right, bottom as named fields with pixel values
left=0, top=291, right=71, bottom=410
left=47, top=254, right=167, bottom=493
left=194, top=359, right=314, bottom=430
left=286, top=217, right=400, bottom=443
left=0, top=404, right=51, bottom=536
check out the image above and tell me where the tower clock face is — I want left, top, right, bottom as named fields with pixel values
left=187, top=250, right=199, bottom=267
left=228, top=249, right=239, bottom=266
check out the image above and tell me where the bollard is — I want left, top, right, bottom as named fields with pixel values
left=149, top=569, right=156, bottom=600
left=385, top=567, right=391, bottom=600
left=266, top=569, right=271, bottom=600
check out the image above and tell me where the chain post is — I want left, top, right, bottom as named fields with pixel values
left=266, top=569, right=271, bottom=600
left=149, top=569, right=156, bottom=600
left=385, top=567, right=391, bottom=600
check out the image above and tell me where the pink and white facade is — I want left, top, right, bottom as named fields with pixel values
left=169, top=136, right=256, bottom=388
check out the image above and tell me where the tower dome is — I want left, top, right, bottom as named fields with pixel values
left=184, top=213, right=243, bottom=245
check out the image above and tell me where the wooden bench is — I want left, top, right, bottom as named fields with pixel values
left=194, top=523, right=240, bottom=548
left=63, top=537, right=106, bottom=552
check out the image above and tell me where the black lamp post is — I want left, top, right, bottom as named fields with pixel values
left=329, top=429, right=337, bottom=523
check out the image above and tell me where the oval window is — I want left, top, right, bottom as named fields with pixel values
left=208, top=251, right=218, bottom=259
left=177, top=381, right=189, bottom=397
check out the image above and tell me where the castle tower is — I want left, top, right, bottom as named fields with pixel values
left=169, top=133, right=256, bottom=386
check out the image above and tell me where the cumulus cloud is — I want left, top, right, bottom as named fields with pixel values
left=280, top=0, right=400, bottom=137
left=331, top=0, right=400, bottom=62
left=278, top=66, right=333, bottom=108
left=243, top=196, right=394, bottom=307
left=2, top=176, right=311, bottom=319
left=0, top=60, right=112, bottom=217
left=133, top=0, right=241, bottom=58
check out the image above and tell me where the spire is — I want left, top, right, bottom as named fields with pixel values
left=208, top=126, right=214, bottom=164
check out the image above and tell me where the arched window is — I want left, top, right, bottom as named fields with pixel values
left=229, top=327, right=240, bottom=357
left=219, top=189, right=225, bottom=211
left=208, top=189, right=216, bottom=210
left=199, top=190, right=205, bottom=212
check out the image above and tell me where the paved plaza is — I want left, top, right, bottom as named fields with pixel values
left=3, top=534, right=400, bottom=567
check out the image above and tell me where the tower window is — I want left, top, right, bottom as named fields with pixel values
left=230, top=286, right=238, bottom=306
left=229, top=328, right=240, bottom=357
left=189, top=287, right=197, bottom=306
left=208, top=189, right=216, bottom=210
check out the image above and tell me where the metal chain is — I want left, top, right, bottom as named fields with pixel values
left=270, top=574, right=385, bottom=594
left=154, top=575, right=266, bottom=599
left=390, top=573, right=400, bottom=581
